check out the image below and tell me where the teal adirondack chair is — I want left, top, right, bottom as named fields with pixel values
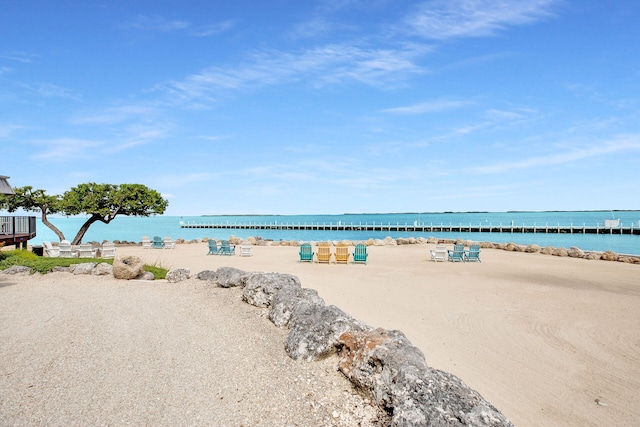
left=465, top=244, right=481, bottom=262
left=207, top=240, right=219, bottom=255
left=219, top=240, right=235, bottom=255
left=448, top=244, right=465, bottom=262
left=299, top=243, right=314, bottom=263
left=352, top=243, right=368, bottom=264
left=152, top=236, right=164, bottom=249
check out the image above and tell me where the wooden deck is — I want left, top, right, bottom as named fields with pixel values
left=0, top=216, right=37, bottom=248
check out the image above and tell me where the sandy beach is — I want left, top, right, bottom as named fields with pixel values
left=2, top=242, right=639, bottom=426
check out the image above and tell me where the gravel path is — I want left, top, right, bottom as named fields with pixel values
left=0, top=272, right=388, bottom=426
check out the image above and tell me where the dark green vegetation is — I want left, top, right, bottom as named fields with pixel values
left=0, top=183, right=168, bottom=245
left=0, top=249, right=168, bottom=279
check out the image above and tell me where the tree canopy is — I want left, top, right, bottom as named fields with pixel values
left=0, top=183, right=168, bottom=244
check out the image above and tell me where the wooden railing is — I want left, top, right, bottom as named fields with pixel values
left=0, top=215, right=37, bottom=247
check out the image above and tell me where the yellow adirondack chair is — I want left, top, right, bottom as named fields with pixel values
left=335, top=245, right=349, bottom=264
left=317, top=244, right=332, bottom=264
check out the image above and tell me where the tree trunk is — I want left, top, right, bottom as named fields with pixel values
left=41, top=211, right=66, bottom=242
left=71, top=214, right=102, bottom=245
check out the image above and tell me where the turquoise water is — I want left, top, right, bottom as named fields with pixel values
left=33, top=211, right=640, bottom=255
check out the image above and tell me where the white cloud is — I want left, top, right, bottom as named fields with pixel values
left=383, top=99, right=474, bottom=114
left=31, top=139, right=103, bottom=161
left=124, top=15, right=190, bottom=32
left=21, top=82, right=80, bottom=100
left=0, top=52, right=37, bottom=63
left=406, top=0, right=558, bottom=40
left=191, top=20, right=236, bottom=37
left=158, top=43, right=425, bottom=104
left=471, top=134, right=640, bottom=174
left=72, top=105, right=159, bottom=125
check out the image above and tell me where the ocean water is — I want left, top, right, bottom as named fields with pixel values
left=32, top=211, right=640, bottom=255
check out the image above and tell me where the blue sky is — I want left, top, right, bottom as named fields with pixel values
left=2, top=0, right=639, bottom=215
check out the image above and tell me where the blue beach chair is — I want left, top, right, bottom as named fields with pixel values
left=465, top=244, right=481, bottom=262
left=299, top=243, right=314, bottom=263
left=152, top=236, right=164, bottom=249
left=352, top=244, right=368, bottom=264
left=448, top=244, right=465, bottom=262
left=219, top=240, right=235, bottom=256
left=207, top=240, right=219, bottom=255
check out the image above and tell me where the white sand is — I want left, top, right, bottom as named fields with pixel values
left=2, top=242, right=639, bottom=426
left=118, top=243, right=640, bottom=427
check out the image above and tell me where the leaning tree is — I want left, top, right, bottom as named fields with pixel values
left=0, top=183, right=169, bottom=244
left=0, top=186, right=66, bottom=241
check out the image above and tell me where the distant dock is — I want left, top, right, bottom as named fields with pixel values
left=179, top=221, right=640, bottom=235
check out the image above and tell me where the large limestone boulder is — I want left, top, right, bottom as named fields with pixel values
left=113, top=255, right=145, bottom=280
left=568, top=246, right=584, bottom=258
left=383, top=236, right=397, bottom=246
left=540, top=246, right=556, bottom=255
left=242, top=272, right=302, bottom=308
left=216, top=267, right=247, bottom=288
left=269, top=286, right=325, bottom=328
left=285, top=304, right=370, bottom=361
left=70, top=262, right=97, bottom=275
left=93, top=262, right=113, bottom=276
left=553, top=247, right=569, bottom=257
left=525, top=244, right=542, bottom=253
left=339, top=328, right=515, bottom=427
left=601, top=250, right=618, bottom=261
left=1, top=265, right=31, bottom=275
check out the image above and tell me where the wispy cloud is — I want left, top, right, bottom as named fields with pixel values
left=123, top=15, right=234, bottom=37
left=0, top=51, right=37, bottom=63
left=21, top=82, right=80, bottom=100
left=31, top=139, right=103, bottom=161
left=406, top=0, right=559, bottom=40
left=383, top=98, right=474, bottom=114
left=472, top=134, right=640, bottom=174
left=72, top=104, right=159, bottom=125
left=124, top=15, right=190, bottom=32
left=191, top=20, right=236, bottom=37
left=158, top=43, right=425, bottom=104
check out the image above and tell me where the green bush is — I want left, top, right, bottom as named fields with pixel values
left=0, top=249, right=169, bottom=278
left=0, top=250, right=115, bottom=274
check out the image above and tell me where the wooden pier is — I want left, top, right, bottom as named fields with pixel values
left=179, top=221, right=640, bottom=235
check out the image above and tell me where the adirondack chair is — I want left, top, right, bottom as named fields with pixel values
left=448, top=244, right=465, bottom=262
left=152, top=236, right=164, bottom=249
left=465, top=244, right=481, bottom=262
left=58, top=240, right=76, bottom=258
left=163, top=236, right=176, bottom=249
left=299, top=243, right=314, bottom=263
left=78, top=243, right=96, bottom=258
left=101, top=241, right=116, bottom=258
left=141, top=236, right=152, bottom=249
left=42, top=241, right=59, bottom=258
left=239, top=245, right=252, bottom=257
left=430, top=245, right=448, bottom=262
left=207, top=240, right=219, bottom=255
left=316, top=244, right=332, bottom=264
left=352, top=244, right=368, bottom=264
left=219, top=240, right=235, bottom=256
left=335, top=245, right=350, bottom=264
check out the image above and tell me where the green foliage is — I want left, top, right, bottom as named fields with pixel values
left=62, top=183, right=168, bottom=218
left=0, top=250, right=114, bottom=274
left=2, top=182, right=169, bottom=245
left=0, top=186, right=61, bottom=214
left=144, top=264, right=168, bottom=280
left=0, top=250, right=168, bottom=278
